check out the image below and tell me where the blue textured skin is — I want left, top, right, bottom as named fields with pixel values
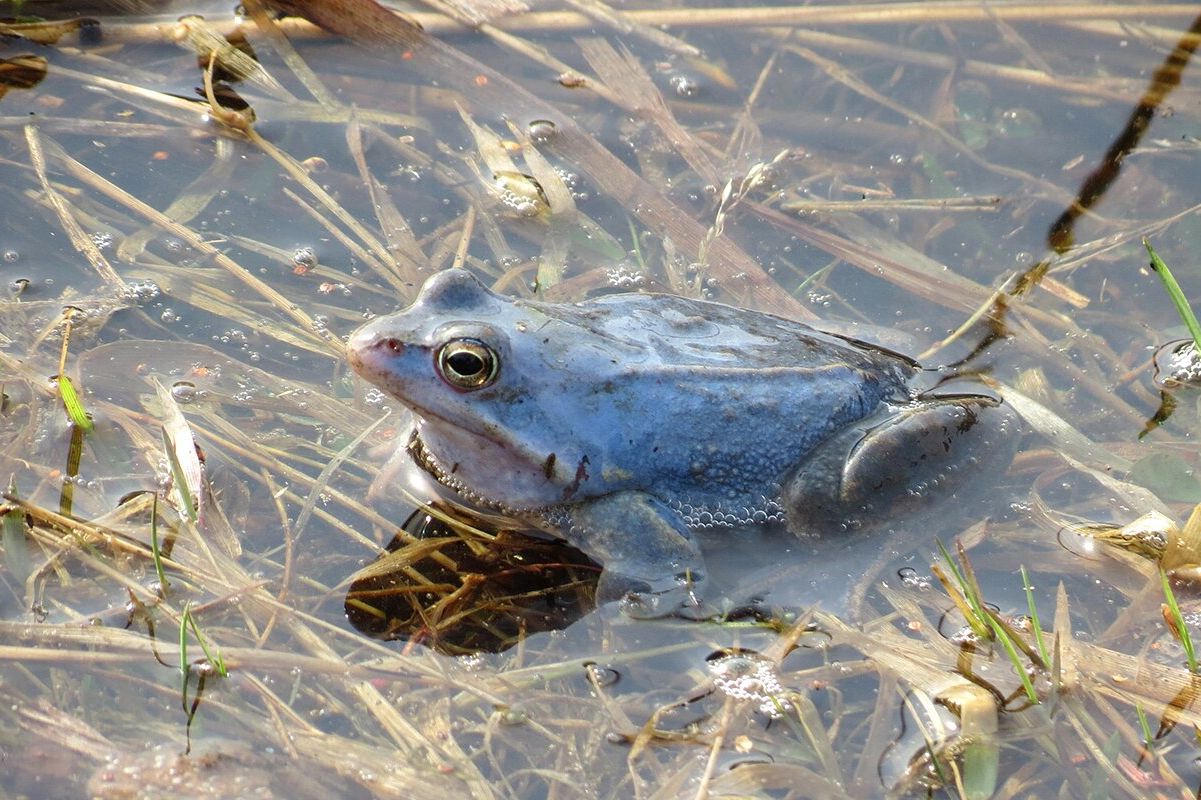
left=348, top=270, right=1015, bottom=612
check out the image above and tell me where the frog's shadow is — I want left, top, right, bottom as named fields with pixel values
left=341, top=501, right=982, bottom=654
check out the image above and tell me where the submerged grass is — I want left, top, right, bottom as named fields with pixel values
left=1, top=0, right=1201, bottom=797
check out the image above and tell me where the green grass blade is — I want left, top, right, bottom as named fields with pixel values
left=1160, top=568, right=1197, bottom=672
left=55, top=374, right=94, bottom=432
left=982, top=608, right=1039, bottom=704
left=185, top=605, right=227, bottom=677
left=1021, top=566, right=1050, bottom=666
left=179, top=602, right=191, bottom=710
left=150, top=493, right=169, bottom=594
left=1145, top=238, right=1201, bottom=348
left=1136, top=704, right=1155, bottom=750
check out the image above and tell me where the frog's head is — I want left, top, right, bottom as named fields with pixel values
left=348, top=269, right=513, bottom=408
left=348, top=269, right=607, bottom=507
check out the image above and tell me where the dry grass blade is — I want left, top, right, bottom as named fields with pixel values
left=103, top=4, right=1201, bottom=41
left=153, top=378, right=204, bottom=526
left=563, top=0, right=700, bottom=56
left=221, top=128, right=410, bottom=297
left=280, top=186, right=405, bottom=293
left=241, top=0, right=341, bottom=109
left=345, top=118, right=432, bottom=285
left=578, top=37, right=720, bottom=183
left=768, top=28, right=1141, bottom=103
left=24, top=125, right=124, bottom=289
left=783, top=42, right=1081, bottom=207
left=170, top=15, right=293, bottom=100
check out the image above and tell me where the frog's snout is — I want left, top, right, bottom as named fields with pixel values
left=347, top=327, right=406, bottom=376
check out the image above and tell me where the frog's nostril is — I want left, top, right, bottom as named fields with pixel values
left=383, top=338, right=404, bottom=354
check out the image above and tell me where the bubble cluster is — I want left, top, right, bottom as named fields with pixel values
left=670, top=496, right=786, bottom=529
left=119, top=279, right=162, bottom=304
left=708, top=650, right=792, bottom=718
left=496, top=185, right=541, bottom=217
left=605, top=265, right=646, bottom=289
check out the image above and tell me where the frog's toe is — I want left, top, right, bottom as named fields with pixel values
left=784, top=392, right=1020, bottom=533
left=597, top=568, right=706, bottom=618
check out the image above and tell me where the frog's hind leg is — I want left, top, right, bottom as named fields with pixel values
left=558, top=491, right=707, bottom=617
left=782, top=389, right=1020, bottom=534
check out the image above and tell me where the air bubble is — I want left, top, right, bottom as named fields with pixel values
left=292, top=246, right=318, bottom=273
left=527, top=119, right=557, bottom=143
left=170, top=381, right=199, bottom=403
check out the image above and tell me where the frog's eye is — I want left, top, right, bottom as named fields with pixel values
left=435, top=338, right=499, bottom=390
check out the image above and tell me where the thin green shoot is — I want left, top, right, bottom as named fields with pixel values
left=792, top=262, right=834, bottom=298
left=179, top=601, right=190, bottom=709
left=1020, top=566, right=1050, bottom=666
left=935, top=540, right=991, bottom=640
left=1144, top=238, right=1201, bottom=349
left=980, top=607, right=1039, bottom=705
left=1160, top=568, right=1197, bottom=672
left=55, top=309, right=93, bottom=433
left=150, top=493, right=169, bottom=595
left=1136, top=704, right=1155, bottom=752
left=184, top=604, right=227, bottom=678
left=179, top=602, right=228, bottom=709
left=937, top=542, right=1039, bottom=704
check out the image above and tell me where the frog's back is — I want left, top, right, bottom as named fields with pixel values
left=543, top=291, right=915, bottom=376
left=510, top=291, right=918, bottom=523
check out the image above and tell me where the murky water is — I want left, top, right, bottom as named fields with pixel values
left=2, top=2, right=1200, bottom=797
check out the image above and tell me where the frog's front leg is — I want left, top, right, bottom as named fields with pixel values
left=783, top=386, right=1020, bottom=533
left=557, top=492, right=706, bottom=616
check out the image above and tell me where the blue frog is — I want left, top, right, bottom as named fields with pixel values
left=348, top=269, right=1018, bottom=613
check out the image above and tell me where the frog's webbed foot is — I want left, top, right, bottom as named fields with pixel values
left=783, top=385, right=1020, bottom=533
left=559, top=492, right=707, bottom=617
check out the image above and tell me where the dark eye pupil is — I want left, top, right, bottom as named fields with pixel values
left=446, top=350, right=484, bottom=376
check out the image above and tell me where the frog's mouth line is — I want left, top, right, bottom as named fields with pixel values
left=406, top=429, right=548, bottom=519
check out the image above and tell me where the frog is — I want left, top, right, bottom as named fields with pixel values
left=348, top=269, right=1019, bottom=614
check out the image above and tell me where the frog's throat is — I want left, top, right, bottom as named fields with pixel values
left=405, top=429, right=791, bottom=532
left=407, top=429, right=551, bottom=518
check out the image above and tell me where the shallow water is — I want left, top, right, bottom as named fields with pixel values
left=2, top=2, right=1201, bottom=797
